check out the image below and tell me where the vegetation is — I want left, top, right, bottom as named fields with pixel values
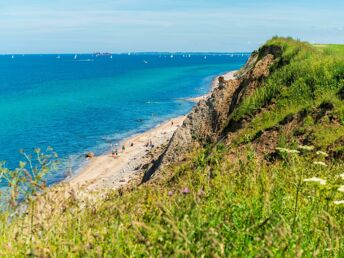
left=231, top=37, right=344, bottom=148
left=0, top=38, right=343, bottom=257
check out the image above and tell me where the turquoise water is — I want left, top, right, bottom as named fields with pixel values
left=0, top=53, right=248, bottom=185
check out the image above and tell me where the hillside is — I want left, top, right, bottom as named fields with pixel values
left=1, top=37, right=344, bottom=257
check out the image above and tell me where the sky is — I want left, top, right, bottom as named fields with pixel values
left=0, top=0, right=343, bottom=53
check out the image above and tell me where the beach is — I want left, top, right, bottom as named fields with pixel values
left=68, top=70, right=238, bottom=191
left=68, top=116, right=185, bottom=191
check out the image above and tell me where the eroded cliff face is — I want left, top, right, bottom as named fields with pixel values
left=142, top=46, right=282, bottom=182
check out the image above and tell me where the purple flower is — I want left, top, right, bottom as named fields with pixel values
left=182, top=187, right=190, bottom=195
left=168, top=191, right=173, bottom=196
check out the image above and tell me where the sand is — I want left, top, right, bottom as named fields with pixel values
left=68, top=70, right=238, bottom=191
left=68, top=116, right=185, bottom=191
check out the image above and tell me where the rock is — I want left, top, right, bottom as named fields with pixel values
left=218, top=76, right=225, bottom=84
left=85, top=152, right=95, bottom=158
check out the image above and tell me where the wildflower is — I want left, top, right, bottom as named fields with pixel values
left=276, top=147, right=300, bottom=154
left=334, top=200, right=344, bottom=205
left=339, top=173, right=344, bottom=180
left=298, top=145, right=314, bottom=151
left=182, top=187, right=190, bottom=195
left=303, top=177, right=326, bottom=185
left=316, top=151, right=329, bottom=157
left=338, top=185, right=344, bottom=193
left=313, top=161, right=327, bottom=167
left=168, top=191, right=173, bottom=197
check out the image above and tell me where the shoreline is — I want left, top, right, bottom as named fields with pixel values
left=68, top=70, right=238, bottom=191
left=68, top=116, right=185, bottom=191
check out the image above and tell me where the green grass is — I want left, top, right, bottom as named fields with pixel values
left=0, top=37, right=343, bottom=257
left=231, top=39, right=344, bottom=148
left=315, top=44, right=344, bottom=55
left=232, top=39, right=344, bottom=122
left=1, top=146, right=343, bottom=257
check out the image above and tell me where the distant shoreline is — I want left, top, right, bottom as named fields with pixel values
left=67, top=69, right=238, bottom=191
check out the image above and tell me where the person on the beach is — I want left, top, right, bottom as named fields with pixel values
left=149, top=139, right=154, bottom=148
left=171, top=120, right=174, bottom=126
left=122, top=145, right=125, bottom=151
left=130, top=142, right=134, bottom=147
left=111, top=144, right=116, bottom=156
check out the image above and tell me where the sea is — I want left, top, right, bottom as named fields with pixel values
left=0, top=53, right=248, bottom=187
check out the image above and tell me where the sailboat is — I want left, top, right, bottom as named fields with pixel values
left=74, top=54, right=78, bottom=60
left=56, top=55, right=61, bottom=59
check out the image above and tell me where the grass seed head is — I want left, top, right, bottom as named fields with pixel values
left=303, top=177, right=327, bottom=185
left=338, top=185, right=344, bottom=193
left=313, top=161, right=327, bottom=167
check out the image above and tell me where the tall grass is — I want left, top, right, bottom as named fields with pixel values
left=231, top=39, right=344, bottom=122
left=0, top=146, right=343, bottom=256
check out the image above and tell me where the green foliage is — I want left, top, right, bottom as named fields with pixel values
left=231, top=38, right=344, bottom=122
left=0, top=147, right=58, bottom=209
left=1, top=146, right=343, bottom=257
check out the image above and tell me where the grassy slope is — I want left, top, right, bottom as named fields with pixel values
left=1, top=38, right=344, bottom=257
left=232, top=38, right=344, bottom=149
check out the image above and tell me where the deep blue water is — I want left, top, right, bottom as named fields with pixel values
left=0, top=53, right=248, bottom=186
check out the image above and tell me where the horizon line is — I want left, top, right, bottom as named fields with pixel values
left=0, top=51, right=253, bottom=55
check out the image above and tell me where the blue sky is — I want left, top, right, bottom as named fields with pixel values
left=0, top=0, right=343, bottom=53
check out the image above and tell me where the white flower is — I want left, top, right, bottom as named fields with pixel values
left=338, top=185, right=344, bottom=193
left=339, top=173, right=344, bottom=180
left=303, top=177, right=327, bottom=185
left=313, top=161, right=327, bottom=167
left=276, top=147, right=300, bottom=154
left=298, top=145, right=314, bottom=151
left=334, top=200, right=344, bottom=205
left=316, top=151, right=329, bottom=157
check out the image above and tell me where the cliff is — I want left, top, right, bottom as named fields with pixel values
left=142, top=44, right=283, bottom=182
left=142, top=38, right=344, bottom=186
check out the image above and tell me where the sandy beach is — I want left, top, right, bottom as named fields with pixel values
left=68, top=116, right=185, bottom=191
left=69, top=70, right=237, bottom=191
